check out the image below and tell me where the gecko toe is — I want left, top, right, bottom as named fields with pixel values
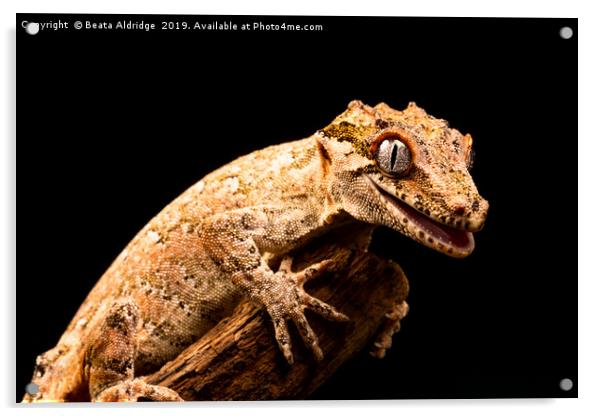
left=291, top=311, right=324, bottom=361
left=295, top=259, right=334, bottom=284
left=271, top=316, right=294, bottom=365
left=301, top=292, right=349, bottom=322
left=370, top=301, right=409, bottom=359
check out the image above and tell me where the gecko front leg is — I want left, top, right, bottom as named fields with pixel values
left=241, top=255, right=349, bottom=363
left=200, top=208, right=349, bottom=364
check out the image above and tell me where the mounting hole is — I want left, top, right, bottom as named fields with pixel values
left=25, top=383, right=39, bottom=395
left=559, top=26, right=573, bottom=39
left=559, top=378, right=573, bottom=391
left=25, top=22, right=40, bottom=36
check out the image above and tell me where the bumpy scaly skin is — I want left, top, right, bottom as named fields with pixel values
left=23, top=100, right=488, bottom=402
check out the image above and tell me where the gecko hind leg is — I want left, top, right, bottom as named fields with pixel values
left=370, top=300, right=409, bottom=359
left=85, top=300, right=183, bottom=402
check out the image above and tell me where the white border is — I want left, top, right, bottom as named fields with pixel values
left=2, top=1, right=600, bottom=415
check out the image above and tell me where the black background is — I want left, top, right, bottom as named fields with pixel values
left=17, top=14, right=577, bottom=400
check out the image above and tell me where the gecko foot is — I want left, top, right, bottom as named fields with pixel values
left=94, top=379, right=183, bottom=402
left=265, top=256, right=349, bottom=365
left=370, top=301, right=409, bottom=359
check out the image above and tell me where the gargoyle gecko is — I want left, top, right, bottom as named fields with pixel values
left=24, top=100, right=488, bottom=402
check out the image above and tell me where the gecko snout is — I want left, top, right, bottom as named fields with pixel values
left=465, top=198, right=489, bottom=232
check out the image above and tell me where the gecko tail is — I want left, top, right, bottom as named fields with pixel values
left=22, top=344, right=89, bottom=403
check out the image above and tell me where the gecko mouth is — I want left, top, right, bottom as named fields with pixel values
left=367, top=177, right=475, bottom=257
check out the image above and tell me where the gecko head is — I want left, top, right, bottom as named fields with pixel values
left=316, top=100, right=489, bottom=258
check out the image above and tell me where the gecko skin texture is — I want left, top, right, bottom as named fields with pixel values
left=24, top=100, right=489, bottom=402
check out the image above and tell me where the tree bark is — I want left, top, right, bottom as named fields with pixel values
left=144, top=241, right=409, bottom=401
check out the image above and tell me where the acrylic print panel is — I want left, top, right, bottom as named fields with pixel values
left=17, top=14, right=576, bottom=401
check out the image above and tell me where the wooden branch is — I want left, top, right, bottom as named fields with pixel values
left=144, top=242, right=409, bottom=401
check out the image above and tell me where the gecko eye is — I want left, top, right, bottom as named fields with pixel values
left=375, top=138, right=412, bottom=177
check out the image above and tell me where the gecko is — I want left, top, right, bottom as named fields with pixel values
left=23, top=100, right=488, bottom=402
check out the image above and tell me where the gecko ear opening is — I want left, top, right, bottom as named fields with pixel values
left=315, top=135, right=333, bottom=166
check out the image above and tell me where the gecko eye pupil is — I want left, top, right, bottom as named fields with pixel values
left=376, top=138, right=412, bottom=177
